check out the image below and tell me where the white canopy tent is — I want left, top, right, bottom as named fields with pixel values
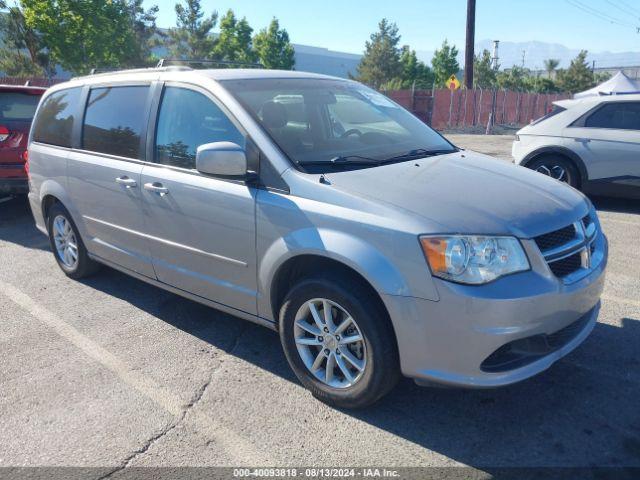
left=574, top=71, right=640, bottom=99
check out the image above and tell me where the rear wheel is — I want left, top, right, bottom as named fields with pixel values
left=527, top=155, right=580, bottom=189
left=279, top=273, right=400, bottom=409
left=47, top=203, right=100, bottom=279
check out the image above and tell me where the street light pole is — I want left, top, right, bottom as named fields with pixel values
left=464, top=0, right=476, bottom=89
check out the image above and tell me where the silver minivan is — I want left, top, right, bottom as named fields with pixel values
left=28, top=67, right=607, bottom=408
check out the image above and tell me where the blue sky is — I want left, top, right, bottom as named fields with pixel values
left=144, top=0, right=640, bottom=55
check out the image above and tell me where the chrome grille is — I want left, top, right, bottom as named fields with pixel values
left=534, top=213, right=598, bottom=283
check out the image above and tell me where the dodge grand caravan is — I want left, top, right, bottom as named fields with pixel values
left=28, top=68, right=607, bottom=408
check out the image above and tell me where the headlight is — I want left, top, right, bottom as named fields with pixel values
left=419, top=235, right=529, bottom=285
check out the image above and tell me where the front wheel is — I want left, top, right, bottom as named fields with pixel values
left=279, top=274, right=400, bottom=409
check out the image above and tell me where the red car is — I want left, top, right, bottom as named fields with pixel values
left=0, top=85, right=46, bottom=196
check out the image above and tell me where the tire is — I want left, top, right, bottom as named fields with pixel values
left=47, top=202, right=100, bottom=279
left=279, top=273, right=400, bottom=409
left=527, top=155, right=580, bottom=189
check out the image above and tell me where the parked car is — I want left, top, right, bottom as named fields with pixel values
left=0, top=84, right=46, bottom=196
left=513, top=94, right=640, bottom=198
left=28, top=68, right=607, bottom=408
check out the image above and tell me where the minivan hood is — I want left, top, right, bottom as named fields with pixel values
left=325, top=150, right=589, bottom=238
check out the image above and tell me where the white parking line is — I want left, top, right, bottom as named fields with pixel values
left=0, top=278, right=272, bottom=465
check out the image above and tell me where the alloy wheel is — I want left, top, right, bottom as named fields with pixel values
left=52, top=215, right=79, bottom=269
left=293, top=298, right=367, bottom=389
left=535, top=163, right=569, bottom=183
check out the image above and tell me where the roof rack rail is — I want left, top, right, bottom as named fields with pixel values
left=156, top=58, right=264, bottom=69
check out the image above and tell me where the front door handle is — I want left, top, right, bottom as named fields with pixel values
left=115, top=176, right=137, bottom=188
left=144, top=182, right=169, bottom=196
left=574, top=137, right=591, bottom=143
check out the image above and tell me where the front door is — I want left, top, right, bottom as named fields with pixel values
left=140, top=84, right=258, bottom=315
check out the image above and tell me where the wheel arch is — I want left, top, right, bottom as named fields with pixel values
left=522, top=146, right=589, bottom=188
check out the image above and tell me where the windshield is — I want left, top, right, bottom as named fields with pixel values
left=0, top=92, right=41, bottom=122
left=220, top=78, right=455, bottom=170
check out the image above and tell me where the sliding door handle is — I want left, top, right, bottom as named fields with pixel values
left=144, top=182, right=169, bottom=196
left=115, top=176, right=137, bottom=188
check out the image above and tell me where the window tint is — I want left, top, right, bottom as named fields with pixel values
left=584, top=102, right=640, bottom=130
left=0, top=92, right=41, bottom=121
left=32, top=88, right=82, bottom=147
left=82, top=86, right=149, bottom=158
left=155, top=87, right=245, bottom=169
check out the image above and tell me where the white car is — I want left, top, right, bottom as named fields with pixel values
left=512, top=94, right=640, bottom=198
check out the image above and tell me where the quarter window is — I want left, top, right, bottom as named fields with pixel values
left=32, top=88, right=82, bottom=147
left=584, top=102, right=640, bottom=130
left=154, top=87, right=245, bottom=169
left=82, top=86, right=149, bottom=158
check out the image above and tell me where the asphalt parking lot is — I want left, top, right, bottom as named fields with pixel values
left=1, top=136, right=640, bottom=475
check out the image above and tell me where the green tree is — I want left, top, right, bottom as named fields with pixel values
left=0, top=1, right=51, bottom=76
left=524, top=75, right=560, bottom=93
left=496, top=65, right=530, bottom=91
left=543, top=58, right=560, bottom=79
left=431, top=39, right=460, bottom=87
left=473, top=49, right=496, bottom=89
left=395, top=46, right=433, bottom=89
left=168, top=0, right=217, bottom=59
left=124, top=0, right=162, bottom=67
left=556, top=50, right=595, bottom=93
left=356, top=18, right=402, bottom=89
left=22, top=0, right=135, bottom=74
left=214, top=9, right=257, bottom=64
left=253, top=18, right=295, bottom=70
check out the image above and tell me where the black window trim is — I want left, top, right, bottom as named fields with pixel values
left=80, top=81, right=154, bottom=161
left=569, top=100, right=640, bottom=131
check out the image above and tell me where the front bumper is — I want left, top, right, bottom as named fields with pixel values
left=383, top=233, right=607, bottom=388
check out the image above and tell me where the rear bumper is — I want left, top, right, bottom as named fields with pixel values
left=0, top=177, right=28, bottom=194
left=383, top=233, right=607, bottom=388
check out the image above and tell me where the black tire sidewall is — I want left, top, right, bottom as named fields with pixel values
left=279, top=276, right=399, bottom=409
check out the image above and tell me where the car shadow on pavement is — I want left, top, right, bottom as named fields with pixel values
left=0, top=195, right=50, bottom=251
left=79, top=266, right=640, bottom=469
left=590, top=195, right=640, bottom=215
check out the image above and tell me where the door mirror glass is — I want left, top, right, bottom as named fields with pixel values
left=196, top=142, right=247, bottom=177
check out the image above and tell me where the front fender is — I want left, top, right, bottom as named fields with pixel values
left=257, top=227, right=439, bottom=322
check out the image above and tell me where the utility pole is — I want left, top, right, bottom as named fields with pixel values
left=521, top=50, right=526, bottom=68
left=464, top=0, right=476, bottom=89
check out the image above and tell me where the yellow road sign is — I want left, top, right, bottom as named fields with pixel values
left=447, top=74, right=460, bottom=90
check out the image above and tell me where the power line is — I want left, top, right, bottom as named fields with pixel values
left=565, top=0, right=637, bottom=29
left=615, top=0, right=640, bottom=16
left=605, top=0, right=640, bottom=18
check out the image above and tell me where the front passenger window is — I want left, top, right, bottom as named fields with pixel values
left=155, top=87, right=245, bottom=169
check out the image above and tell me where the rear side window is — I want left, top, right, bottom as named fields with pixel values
left=0, top=92, right=41, bottom=121
left=83, top=86, right=149, bottom=159
left=154, top=87, right=244, bottom=169
left=32, top=88, right=82, bottom=147
left=584, top=102, right=640, bottom=130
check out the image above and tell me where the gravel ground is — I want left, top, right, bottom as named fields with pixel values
left=444, top=134, right=515, bottom=161
left=1, top=158, right=639, bottom=475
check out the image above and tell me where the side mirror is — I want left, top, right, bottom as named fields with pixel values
left=196, top=142, right=248, bottom=178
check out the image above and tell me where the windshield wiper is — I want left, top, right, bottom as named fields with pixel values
left=383, top=148, right=456, bottom=162
left=298, top=155, right=381, bottom=167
